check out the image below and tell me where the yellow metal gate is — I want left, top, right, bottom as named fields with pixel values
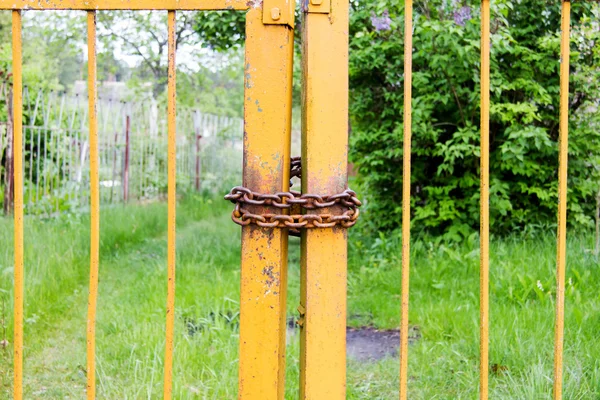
left=3, top=0, right=573, bottom=399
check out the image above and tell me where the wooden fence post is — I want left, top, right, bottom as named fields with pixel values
left=195, top=130, right=202, bottom=192
left=123, top=114, right=130, bottom=203
left=110, top=131, right=118, bottom=203
left=4, top=88, right=14, bottom=215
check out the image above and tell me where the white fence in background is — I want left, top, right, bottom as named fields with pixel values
left=0, top=90, right=243, bottom=215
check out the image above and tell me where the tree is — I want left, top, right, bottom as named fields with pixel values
left=350, top=0, right=600, bottom=238
left=174, top=50, right=245, bottom=117
left=192, top=10, right=303, bottom=112
left=95, top=11, right=245, bottom=115
left=193, top=11, right=246, bottom=52
left=21, top=11, right=86, bottom=91
left=97, top=11, right=199, bottom=97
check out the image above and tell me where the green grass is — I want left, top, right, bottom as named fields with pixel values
left=347, top=233, right=600, bottom=399
left=1, top=196, right=599, bottom=398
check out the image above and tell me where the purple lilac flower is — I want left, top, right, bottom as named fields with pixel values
left=371, top=10, right=392, bottom=32
left=453, top=6, right=472, bottom=27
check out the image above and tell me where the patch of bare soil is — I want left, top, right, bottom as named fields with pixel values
left=346, top=326, right=421, bottom=361
left=346, top=327, right=401, bottom=361
left=287, top=321, right=421, bottom=362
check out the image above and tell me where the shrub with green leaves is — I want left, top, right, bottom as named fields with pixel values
left=350, top=0, right=600, bottom=239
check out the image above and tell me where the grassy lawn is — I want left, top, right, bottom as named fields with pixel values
left=0, top=196, right=599, bottom=399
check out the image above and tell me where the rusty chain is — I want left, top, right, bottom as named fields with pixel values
left=225, top=158, right=361, bottom=235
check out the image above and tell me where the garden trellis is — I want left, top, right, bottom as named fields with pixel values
left=2, top=1, right=574, bottom=400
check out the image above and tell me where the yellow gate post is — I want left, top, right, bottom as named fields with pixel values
left=399, top=0, right=413, bottom=398
left=553, top=1, right=571, bottom=398
left=11, top=10, right=23, bottom=400
left=300, top=0, right=349, bottom=398
left=164, top=9, right=177, bottom=399
left=480, top=0, right=491, bottom=399
left=85, top=11, right=100, bottom=400
left=238, top=5, right=295, bottom=399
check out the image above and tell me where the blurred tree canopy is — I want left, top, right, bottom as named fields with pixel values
left=0, top=11, right=83, bottom=122
left=0, top=11, right=245, bottom=117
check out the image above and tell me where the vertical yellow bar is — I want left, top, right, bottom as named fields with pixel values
left=300, top=0, right=348, bottom=398
left=399, top=1, right=412, bottom=398
left=553, top=2, right=570, bottom=398
left=480, top=1, right=490, bottom=399
left=238, top=7, right=294, bottom=400
left=86, top=11, right=99, bottom=400
left=12, top=9, right=23, bottom=400
left=164, top=9, right=177, bottom=400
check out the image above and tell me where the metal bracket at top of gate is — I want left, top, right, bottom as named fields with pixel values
left=301, top=0, right=330, bottom=14
left=263, top=0, right=330, bottom=26
left=263, top=0, right=296, bottom=27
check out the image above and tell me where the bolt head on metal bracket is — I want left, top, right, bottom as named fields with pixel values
left=263, top=0, right=295, bottom=27
left=301, top=0, right=330, bottom=14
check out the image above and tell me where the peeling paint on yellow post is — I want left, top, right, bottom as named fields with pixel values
left=300, top=0, right=349, bottom=398
left=238, top=6, right=294, bottom=400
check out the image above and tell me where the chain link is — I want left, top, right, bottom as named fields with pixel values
left=290, top=156, right=301, bottom=182
left=225, top=158, right=361, bottom=234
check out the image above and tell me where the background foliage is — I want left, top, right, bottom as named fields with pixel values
left=0, top=10, right=246, bottom=213
left=0, top=3, right=598, bottom=237
left=350, top=0, right=600, bottom=238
